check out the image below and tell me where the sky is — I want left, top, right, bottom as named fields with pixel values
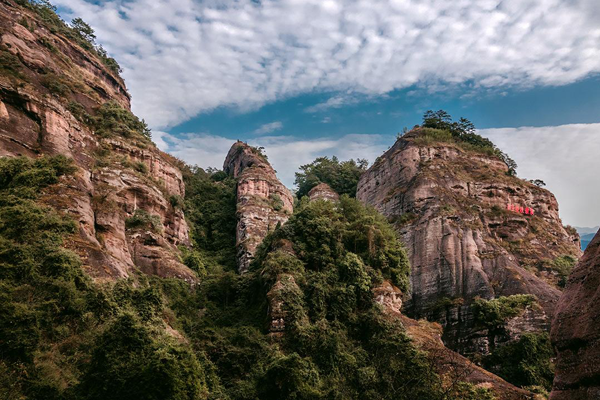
left=55, top=0, right=600, bottom=228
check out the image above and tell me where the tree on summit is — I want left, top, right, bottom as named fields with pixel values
left=294, top=156, right=368, bottom=198
left=421, top=110, right=518, bottom=176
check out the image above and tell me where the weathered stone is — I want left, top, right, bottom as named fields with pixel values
left=307, top=182, right=339, bottom=202
left=357, top=130, right=581, bottom=356
left=374, top=281, right=534, bottom=400
left=551, top=230, right=600, bottom=400
left=224, top=141, right=293, bottom=273
left=0, top=1, right=193, bottom=282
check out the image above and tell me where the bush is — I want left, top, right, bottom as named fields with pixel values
left=92, top=101, right=152, bottom=141
left=472, top=295, right=537, bottom=328
left=550, top=255, right=577, bottom=288
left=483, top=332, right=554, bottom=391
left=125, top=209, right=162, bottom=232
left=0, top=48, right=24, bottom=79
left=294, top=156, right=368, bottom=198
left=169, top=194, right=185, bottom=210
left=41, top=73, right=71, bottom=97
left=78, top=313, right=208, bottom=400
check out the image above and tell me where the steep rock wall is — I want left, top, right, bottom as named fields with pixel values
left=551, top=230, right=600, bottom=400
left=224, top=141, right=293, bottom=272
left=357, top=130, right=581, bottom=356
left=0, top=0, right=194, bottom=282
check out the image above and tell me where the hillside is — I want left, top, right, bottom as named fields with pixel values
left=356, top=124, right=581, bottom=392
left=551, top=229, right=600, bottom=399
left=0, top=1, right=536, bottom=399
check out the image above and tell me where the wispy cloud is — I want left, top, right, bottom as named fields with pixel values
left=479, top=123, right=600, bottom=227
left=252, top=121, right=283, bottom=135
left=55, top=0, right=600, bottom=129
left=155, top=131, right=389, bottom=188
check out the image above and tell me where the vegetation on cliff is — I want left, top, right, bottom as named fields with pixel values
left=15, top=0, right=122, bottom=75
left=295, top=156, right=368, bottom=199
left=416, top=110, right=518, bottom=175
left=0, top=156, right=209, bottom=399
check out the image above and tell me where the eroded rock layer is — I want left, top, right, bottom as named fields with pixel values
left=224, top=141, right=293, bottom=272
left=0, top=0, right=194, bottom=282
left=357, top=130, right=581, bottom=355
left=551, top=230, right=600, bottom=400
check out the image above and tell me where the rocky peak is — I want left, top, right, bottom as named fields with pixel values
left=224, top=141, right=293, bottom=273
left=307, top=182, right=339, bottom=202
left=0, top=0, right=194, bottom=282
left=551, top=229, right=600, bottom=399
left=357, top=128, right=581, bottom=356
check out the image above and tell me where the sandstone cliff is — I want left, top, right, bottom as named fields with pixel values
left=223, top=141, right=293, bottom=272
left=373, top=281, right=535, bottom=400
left=357, top=129, right=581, bottom=356
left=551, top=229, right=600, bottom=400
left=0, top=0, right=195, bottom=282
left=307, top=182, right=340, bottom=202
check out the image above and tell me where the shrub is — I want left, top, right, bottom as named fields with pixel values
left=550, top=255, right=577, bottom=288
left=93, top=101, right=152, bottom=141
left=483, top=332, right=554, bottom=392
left=269, top=193, right=284, bottom=211
left=133, top=161, right=148, bottom=174
left=472, top=294, right=537, bottom=328
left=125, top=209, right=162, bottom=232
left=0, top=48, right=24, bottom=79
left=78, top=313, right=208, bottom=400
left=169, top=194, right=185, bottom=210
left=41, top=73, right=71, bottom=97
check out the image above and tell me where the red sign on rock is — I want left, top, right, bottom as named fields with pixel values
left=507, top=203, right=535, bottom=215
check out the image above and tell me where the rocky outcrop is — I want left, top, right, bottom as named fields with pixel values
left=224, top=141, right=293, bottom=273
left=0, top=0, right=194, bottom=282
left=373, top=281, right=534, bottom=400
left=357, top=130, right=581, bottom=356
left=551, top=230, right=600, bottom=400
left=308, top=182, right=339, bottom=202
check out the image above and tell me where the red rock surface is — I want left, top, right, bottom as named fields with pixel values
left=0, top=0, right=194, bottom=282
left=550, top=230, right=600, bottom=400
left=224, top=141, right=293, bottom=272
left=307, top=182, right=340, bottom=202
left=357, top=130, right=581, bottom=356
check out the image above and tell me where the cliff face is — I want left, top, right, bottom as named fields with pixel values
left=551, top=230, right=600, bottom=400
left=373, top=281, right=535, bottom=400
left=307, top=182, right=340, bottom=202
left=0, top=0, right=194, bottom=282
left=357, top=130, right=581, bottom=355
left=223, top=141, right=293, bottom=272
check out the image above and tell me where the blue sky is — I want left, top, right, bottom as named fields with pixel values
left=55, top=0, right=600, bottom=227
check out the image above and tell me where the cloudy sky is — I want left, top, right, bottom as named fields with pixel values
left=56, top=0, right=600, bottom=228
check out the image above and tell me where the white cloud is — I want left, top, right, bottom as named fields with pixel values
left=252, top=121, right=283, bottom=135
left=55, top=0, right=600, bottom=129
left=156, top=122, right=600, bottom=228
left=479, top=123, right=600, bottom=227
left=157, top=131, right=389, bottom=188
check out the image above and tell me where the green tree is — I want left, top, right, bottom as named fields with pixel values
left=294, top=156, right=368, bottom=198
left=71, top=17, right=96, bottom=44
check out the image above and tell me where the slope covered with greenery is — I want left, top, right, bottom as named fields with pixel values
left=0, top=157, right=497, bottom=399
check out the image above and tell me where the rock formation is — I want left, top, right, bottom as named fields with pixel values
left=223, top=141, right=293, bottom=272
left=307, top=182, right=339, bottom=202
left=551, top=230, right=600, bottom=400
left=357, top=129, right=581, bottom=356
left=373, top=281, right=534, bottom=400
left=0, top=0, right=195, bottom=282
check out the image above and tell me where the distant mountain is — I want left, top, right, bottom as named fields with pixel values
left=576, top=227, right=599, bottom=250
